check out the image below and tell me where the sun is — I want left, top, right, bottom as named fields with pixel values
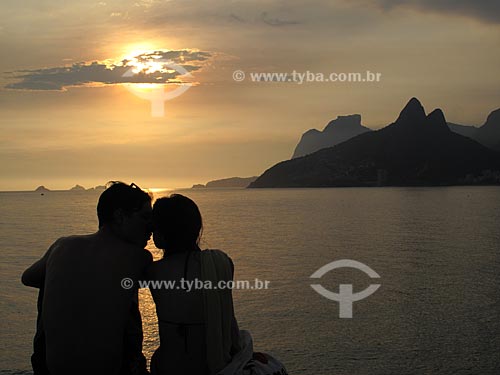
left=120, top=46, right=188, bottom=81
left=116, top=44, right=195, bottom=95
left=123, top=52, right=164, bottom=75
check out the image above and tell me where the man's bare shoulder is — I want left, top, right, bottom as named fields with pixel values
left=103, top=235, right=153, bottom=268
left=44, top=234, right=98, bottom=261
left=48, top=233, right=98, bottom=252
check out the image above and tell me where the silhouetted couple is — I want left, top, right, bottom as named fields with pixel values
left=22, top=182, right=240, bottom=375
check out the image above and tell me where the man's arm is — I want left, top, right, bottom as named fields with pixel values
left=120, top=250, right=153, bottom=375
left=139, top=249, right=153, bottom=281
left=21, top=240, right=58, bottom=288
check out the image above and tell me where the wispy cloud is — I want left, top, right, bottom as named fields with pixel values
left=5, top=50, right=212, bottom=91
left=261, top=11, right=300, bottom=26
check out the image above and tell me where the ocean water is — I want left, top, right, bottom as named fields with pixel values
left=1, top=187, right=499, bottom=374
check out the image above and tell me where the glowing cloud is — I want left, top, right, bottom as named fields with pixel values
left=5, top=49, right=212, bottom=91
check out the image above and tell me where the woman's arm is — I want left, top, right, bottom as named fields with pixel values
left=228, top=255, right=241, bottom=354
left=230, top=314, right=241, bottom=355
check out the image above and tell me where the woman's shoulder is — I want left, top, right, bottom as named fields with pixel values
left=200, top=249, right=235, bottom=275
left=201, top=248, right=230, bottom=258
left=201, top=249, right=233, bottom=264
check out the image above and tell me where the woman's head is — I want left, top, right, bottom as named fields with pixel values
left=153, top=194, right=203, bottom=252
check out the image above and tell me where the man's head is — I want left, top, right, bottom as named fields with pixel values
left=97, top=182, right=153, bottom=247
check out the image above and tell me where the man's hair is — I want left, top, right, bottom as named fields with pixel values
left=97, top=182, right=152, bottom=228
left=153, top=194, right=203, bottom=250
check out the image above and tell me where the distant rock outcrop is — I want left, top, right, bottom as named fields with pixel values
left=250, top=98, right=500, bottom=188
left=292, top=114, right=372, bottom=158
left=70, top=184, right=86, bottom=191
left=192, top=176, right=258, bottom=188
left=447, top=108, right=500, bottom=151
left=35, top=185, right=50, bottom=192
left=206, top=176, right=257, bottom=188
left=86, top=185, right=106, bottom=191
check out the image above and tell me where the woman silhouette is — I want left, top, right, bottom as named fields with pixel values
left=147, top=194, right=240, bottom=375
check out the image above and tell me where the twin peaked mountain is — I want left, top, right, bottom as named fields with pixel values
left=250, top=98, right=500, bottom=188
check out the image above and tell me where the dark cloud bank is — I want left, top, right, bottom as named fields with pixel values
left=373, top=0, right=500, bottom=24
left=5, top=50, right=211, bottom=91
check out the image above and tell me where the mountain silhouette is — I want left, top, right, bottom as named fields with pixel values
left=447, top=122, right=478, bottom=138
left=249, top=98, right=500, bottom=188
left=192, top=176, right=258, bottom=188
left=476, top=108, right=500, bottom=150
left=292, top=114, right=371, bottom=158
left=447, top=108, right=500, bottom=150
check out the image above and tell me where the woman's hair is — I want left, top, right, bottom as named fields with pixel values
left=97, top=181, right=152, bottom=228
left=153, top=194, right=203, bottom=251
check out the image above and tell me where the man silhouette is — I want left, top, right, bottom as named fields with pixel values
left=22, top=182, right=153, bottom=375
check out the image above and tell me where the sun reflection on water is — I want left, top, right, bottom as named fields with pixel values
left=139, top=242, right=163, bottom=362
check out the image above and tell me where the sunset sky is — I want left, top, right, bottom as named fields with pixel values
left=1, top=0, right=499, bottom=190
